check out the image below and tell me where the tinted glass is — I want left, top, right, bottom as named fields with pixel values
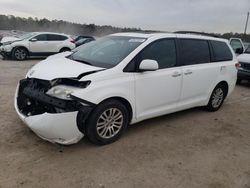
left=180, top=39, right=210, bottom=65
left=47, top=34, right=68, bottom=41
left=34, top=34, right=47, bottom=41
left=139, top=39, right=177, bottom=69
left=211, top=40, right=233, bottom=61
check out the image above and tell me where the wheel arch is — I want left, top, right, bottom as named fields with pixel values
left=98, top=96, right=133, bottom=123
left=11, top=46, right=30, bottom=56
left=216, top=80, right=229, bottom=98
left=59, top=47, right=71, bottom=52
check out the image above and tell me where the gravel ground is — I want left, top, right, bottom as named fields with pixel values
left=0, top=58, right=250, bottom=188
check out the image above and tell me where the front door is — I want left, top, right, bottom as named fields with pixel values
left=29, top=34, right=48, bottom=53
left=135, top=38, right=182, bottom=121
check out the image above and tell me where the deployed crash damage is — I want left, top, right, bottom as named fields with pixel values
left=15, top=77, right=96, bottom=145
left=15, top=34, right=149, bottom=145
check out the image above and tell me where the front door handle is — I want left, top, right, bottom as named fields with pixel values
left=172, top=71, right=182, bottom=77
left=184, top=70, right=193, bottom=75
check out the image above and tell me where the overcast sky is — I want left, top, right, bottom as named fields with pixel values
left=0, top=0, right=249, bottom=33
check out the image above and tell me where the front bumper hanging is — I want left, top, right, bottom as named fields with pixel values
left=15, top=78, right=95, bottom=145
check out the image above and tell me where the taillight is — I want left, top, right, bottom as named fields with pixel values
left=235, top=62, right=241, bottom=69
left=70, top=40, right=75, bottom=44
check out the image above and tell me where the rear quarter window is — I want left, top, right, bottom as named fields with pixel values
left=210, top=40, right=233, bottom=62
left=47, top=34, right=68, bottom=41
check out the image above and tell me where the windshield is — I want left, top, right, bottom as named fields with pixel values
left=69, top=36, right=146, bottom=68
left=19, top=33, right=37, bottom=40
left=245, top=46, right=250, bottom=54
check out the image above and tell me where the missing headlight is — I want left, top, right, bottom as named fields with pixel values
left=51, top=78, right=91, bottom=88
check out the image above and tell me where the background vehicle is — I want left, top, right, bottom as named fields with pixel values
left=0, top=32, right=75, bottom=60
left=15, top=33, right=237, bottom=145
left=74, top=36, right=95, bottom=47
left=229, top=38, right=245, bottom=55
left=237, top=46, right=250, bottom=83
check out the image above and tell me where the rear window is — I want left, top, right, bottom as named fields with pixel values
left=47, top=34, right=68, bottom=41
left=210, top=40, right=233, bottom=61
left=180, top=39, right=210, bottom=65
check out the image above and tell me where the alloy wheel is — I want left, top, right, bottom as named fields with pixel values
left=96, top=108, right=124, bottom=139
left=15, top=49, right=26, bottom=60
left=211, top=88, right=224, bottom=108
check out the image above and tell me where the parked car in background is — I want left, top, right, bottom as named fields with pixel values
left=15, top=33, right=237, bottom=145
left=74, top=36, right=95, bottom=47
left=237, top=46, right=250, bottom=83
left=229, top=38, right=245, bottom=55
left=0, top=32, right=75, bottom=60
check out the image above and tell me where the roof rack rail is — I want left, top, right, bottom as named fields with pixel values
left=174, top=31, right=219, bottom=38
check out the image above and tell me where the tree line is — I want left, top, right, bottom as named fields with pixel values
left=0, top=15, right=141, bottom=36
left=0, top=14, right=249, bottom=41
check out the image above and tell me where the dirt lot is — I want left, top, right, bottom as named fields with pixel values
left=0, top=58, right=250, bottom=188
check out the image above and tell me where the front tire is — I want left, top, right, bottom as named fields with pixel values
left=205, top=84, right=227, bottom=112
left=12, top=47, right=28, bottom=60
left=85, top=100, right=129, bottom=145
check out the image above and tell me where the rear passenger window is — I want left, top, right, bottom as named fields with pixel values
left=210, top=40, right=233, bottom=61
left=138, top=39, right=177, bottom=69
left=47, top=34, right=68, bottom=41
left=180, top=39, right=210, bottom=65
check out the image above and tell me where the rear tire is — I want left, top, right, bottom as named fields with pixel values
left=85, top=100, right=129, bottom=145
left=59, top=47, right=71, bottom=52
left=12, top=47, right=28, bottom=60
left=204, top=84, right=227, bottom=112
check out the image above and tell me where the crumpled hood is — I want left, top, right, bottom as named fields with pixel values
left=27, top=56, right=105, bottom=80
left=237, top=53, right=250, bottom=63
left=1, top=36, right=20, bottom=43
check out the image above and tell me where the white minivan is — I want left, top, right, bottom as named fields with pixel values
left=15, top=33, right=237, bottom=145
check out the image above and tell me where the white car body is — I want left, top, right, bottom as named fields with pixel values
left=15, top=33, right=237, bottom=145
left=0, top=32, right=75, bottom=59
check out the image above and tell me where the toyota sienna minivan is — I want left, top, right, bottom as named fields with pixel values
left=15, top=33, right=237, bottom=145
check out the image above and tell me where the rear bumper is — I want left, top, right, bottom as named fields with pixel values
left=238, top=69, right=250, bottom=80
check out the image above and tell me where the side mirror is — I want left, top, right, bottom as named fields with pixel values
left=30, top=38, right=37, bottom=42
left=139, top=59, right=159, bottom=72
left=235, top=47, right=244, bottom=54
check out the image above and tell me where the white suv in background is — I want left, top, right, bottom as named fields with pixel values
left=15, top=33, right=237, bottom=145
left=0, top=32, right=75, bottom=60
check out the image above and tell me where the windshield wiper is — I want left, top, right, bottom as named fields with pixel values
left=67, top=55, right=92, bottom=66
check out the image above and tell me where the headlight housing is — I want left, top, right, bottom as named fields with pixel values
left=46, top=85, right=81, bottom=100
left=2, top=41, right=14, bottom=46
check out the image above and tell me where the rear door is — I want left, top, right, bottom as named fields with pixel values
left=177, top=38, right=219, bottom=108
left=134, top=38, right=183, bottom=120
left=47, top=34, right=68, bottom=52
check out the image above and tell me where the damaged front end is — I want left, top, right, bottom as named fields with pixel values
left=15, top=78, right=95, bottom=145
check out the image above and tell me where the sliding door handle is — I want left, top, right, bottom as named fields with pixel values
left=172, top=72, right=182, bottom=77
left=184, top=70, right=193, bottom=75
